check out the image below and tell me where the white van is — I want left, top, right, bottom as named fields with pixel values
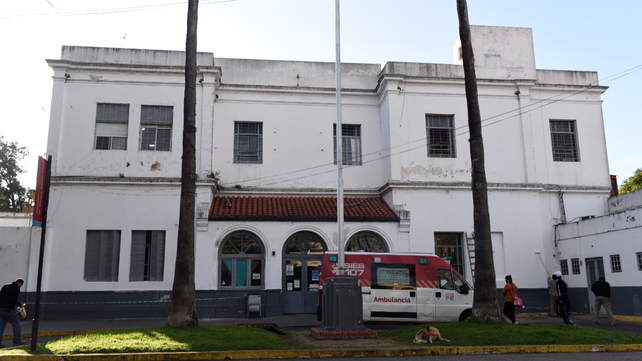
left=318, top=252, right=473, bottom=322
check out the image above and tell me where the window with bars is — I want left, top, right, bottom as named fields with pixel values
left=426, top=114, right=456, bottom=158
left=571, top=258, right=581, bottom=274
left=434, top=233, right=464, bottom=277
left=234, top=122, right=263, bottom=164
left=130, top=231, right=165, bottom=282
left=95, top=103, right=129, bottom=150
left=84, top=230, right=121, bottom=282
left=550, top=120, right=580, bottom=162
left=140, top=105, right=173, bottom=151
left=560, top=259, right=569, bottom=275
left=610, top=254, right=622, bottom=272
left=637, top=252, right=642, bottom=271
left=333, top=124, right=362, bottom=165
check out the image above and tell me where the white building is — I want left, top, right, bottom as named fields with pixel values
left=556, top=189, right=642, bottom=317
left=31, top=25, right=617, bottom=319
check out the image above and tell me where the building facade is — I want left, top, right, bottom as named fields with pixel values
left=28, top=25, right=617, bottom=319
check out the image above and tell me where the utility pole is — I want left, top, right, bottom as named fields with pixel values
left=168, top=0, right=199, bottom=328
left=456, top=0, right=504, bottom=323
left=335, top=0, right=345, bottom=275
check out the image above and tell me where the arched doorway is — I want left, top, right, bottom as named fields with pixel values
left=346, top=231, right=389, bottom=252
left=219, top=231, right=265, bottom=289
left=282, top=232, right=327, bottom=314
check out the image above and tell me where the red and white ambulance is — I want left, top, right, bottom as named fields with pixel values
left=317, top=252, right=473, bottom=322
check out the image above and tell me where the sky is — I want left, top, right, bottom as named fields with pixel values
left=1, top=0, right=641, bottom=189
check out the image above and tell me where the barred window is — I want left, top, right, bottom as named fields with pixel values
left=426, top=114, right=456, bottom=158
left=130, top=231, right=165, bottom=282
left=84, top=230, right=121, bottom=282
left=560, top=259, right=569, bottom=275
left=571, top=258, right=581, bottom=275
left=95, top=103, right=129, bottom=150
left=550, top=120, right=580, bottom=162
left=334, top=124, right=362, bottom=165
left=140, top=105, right=173, bottom=151
left=610, top=254, right=622, bottom=273
left=637, top=252, right=642, bottom=271
left=234, top=122, right=263, bottom=164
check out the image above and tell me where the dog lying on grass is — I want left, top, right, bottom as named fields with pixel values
left=413, top=326, right=450, bottom=344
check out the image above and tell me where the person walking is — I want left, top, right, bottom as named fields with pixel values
left=548, top=274, right=558, bottom=317
left=502, top=275, right=519, bottom=324
left=559, top=293, right=575, bottom=326
left=0, top=278, right=27, bottom=347
left=591, top=277, right=616, bottom=327
left=554, top=271, right=568, bottom=319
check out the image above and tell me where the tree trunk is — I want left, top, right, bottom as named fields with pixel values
left=456, top=0, right=505, bottom=323
left=167, top=0, right=199, bottom=328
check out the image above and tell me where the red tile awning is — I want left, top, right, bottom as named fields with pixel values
left=209, top=196, right=399, bottom=222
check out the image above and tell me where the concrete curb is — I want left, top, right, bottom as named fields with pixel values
left=2, top=344, right=642, bottom=360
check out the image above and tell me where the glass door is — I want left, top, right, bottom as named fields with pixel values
left=586, top=257, right=605, bottom=314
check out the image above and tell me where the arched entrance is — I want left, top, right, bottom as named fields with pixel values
left=282, top=232, right=327, bottom=314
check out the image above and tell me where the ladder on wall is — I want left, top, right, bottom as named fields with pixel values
left=465, top=232, right=476, bottom=285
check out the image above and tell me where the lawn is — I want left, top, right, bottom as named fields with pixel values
left=2, top=318, right=641, bottom=355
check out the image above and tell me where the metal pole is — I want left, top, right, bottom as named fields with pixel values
left=30, top=155, right=52, bottom=351
left=335, top=0, right=344, bottom=276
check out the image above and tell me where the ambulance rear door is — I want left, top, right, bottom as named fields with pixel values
left=369, top=260, right=417, bottom=320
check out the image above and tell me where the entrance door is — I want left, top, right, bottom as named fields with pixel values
left=586, top=257, right=606, bottom=314
left=281, top=233, right=326, bottom=314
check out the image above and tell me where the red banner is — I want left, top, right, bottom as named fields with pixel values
left=33, top=157, right=47, bottom=227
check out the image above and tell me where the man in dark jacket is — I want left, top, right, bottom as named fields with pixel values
left=592, top=277, right=616, bottom=326
left=0, top=278, right=26, bottom=347
left=554, top=271, right=568, bottom=319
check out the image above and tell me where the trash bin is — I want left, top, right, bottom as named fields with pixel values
left=247, top=294, right=261, bottom=318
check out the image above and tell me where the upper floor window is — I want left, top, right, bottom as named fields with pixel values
left=426, top=114, right=456, bottom=158
left=140, top=105, right=173, bottom=151
left=550, top=120, right=580, bottom=162
left=130, top=231, right=165, bottom=282
left=84, top=230, right=121, bottom=282
left=334, top=124, right=362, bottom=165
left=234, top=122, right=263, bottom=164
left=95, top=103, right=129, bottom=150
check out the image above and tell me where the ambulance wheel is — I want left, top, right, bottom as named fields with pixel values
left=459, top=309, right=472, bottom=322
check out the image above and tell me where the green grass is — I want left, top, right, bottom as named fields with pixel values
left=377, top=317, right=642, bottom=347
left=1, top=326, right=295, bottom=355
left=2, top=319, right=642, bottom=355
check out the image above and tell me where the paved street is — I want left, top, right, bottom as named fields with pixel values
left=327, top=353, right=642, bottom=361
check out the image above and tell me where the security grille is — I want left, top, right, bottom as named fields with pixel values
left=550, top=120, right=579, bottom=162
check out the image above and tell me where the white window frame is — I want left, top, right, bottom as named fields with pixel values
left=94, top=103, right=129, bottom=150
left=560, top=259, right=569, bottom=275
left=550, top=120, right=580, bottom=162
left=333, top=124, right=362, bottom=166
left=426, top=114, right=456, bottom=158
left=571, top=258, right=581, bottom=275
left=140, top=105, right=173, bottom=151
left=233, top=122, right=263, bottom=164
left=610, top=254, right=622, bottom=273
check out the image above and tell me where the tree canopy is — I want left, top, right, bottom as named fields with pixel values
left=619, top=168, right=642, bottom=194
left=0, top=136, right=31, bottom=212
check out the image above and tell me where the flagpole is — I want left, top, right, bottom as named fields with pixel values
left=335, top=0, right=344, bottom=276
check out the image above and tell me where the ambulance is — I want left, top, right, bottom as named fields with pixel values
left=317, top=252, right=473, bottom=322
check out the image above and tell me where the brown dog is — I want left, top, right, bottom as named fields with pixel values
left=413, top=326, right=450, bottom=344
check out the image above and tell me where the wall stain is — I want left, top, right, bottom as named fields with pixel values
left=400, top=164, right=469, bottom=179
left=151, top=161, right=161, bottom=171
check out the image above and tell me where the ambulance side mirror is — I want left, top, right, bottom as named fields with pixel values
left=461, top=283, right=470, bottom=295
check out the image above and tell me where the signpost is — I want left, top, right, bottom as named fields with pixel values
left=30, top=155, right=51, bottom=352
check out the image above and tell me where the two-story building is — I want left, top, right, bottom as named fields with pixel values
left=31, top=25, right=616, bottom=319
